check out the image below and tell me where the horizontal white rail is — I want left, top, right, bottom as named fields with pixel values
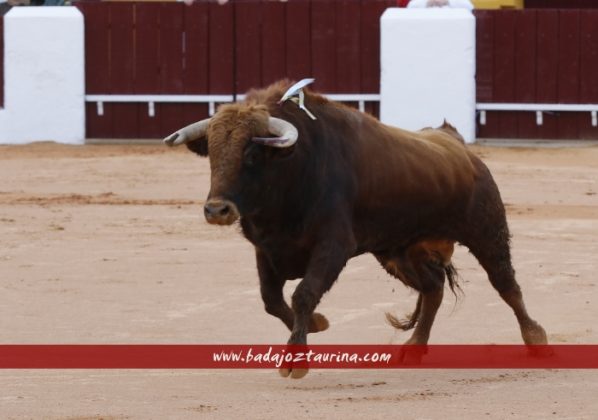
left=476, top=103, right=598, bottom=127
left=84, top=93, right=381, bottom=117
left=84, top=96, right=598, bottom=128
left=85, top=94, right=236, bottom=103
left=85, top=94, right=236, bottom=117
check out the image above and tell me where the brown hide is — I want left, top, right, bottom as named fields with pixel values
left=202, top=80, right=483, bottom=251
left=353, top=114, right=477, bottom=214
left=174, top=80, right=547, bottom=361
left=246, top=80, right=477, bottom=214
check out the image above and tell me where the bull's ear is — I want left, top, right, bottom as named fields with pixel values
left=186, top=137, right=208, bottom=157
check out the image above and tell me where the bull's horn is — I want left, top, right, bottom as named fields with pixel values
left=163, top=118, right=211, bottom=147
left=251, top=117, right=298, bottom=148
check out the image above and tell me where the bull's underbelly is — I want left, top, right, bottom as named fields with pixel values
left=352, top=205, right=466, bottom=252
left=253, top=222, right=460, bottom=281
left=243, top=194, right=470, bottom=279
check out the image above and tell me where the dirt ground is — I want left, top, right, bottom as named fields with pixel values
left=0, top=142, right=597, bottom=419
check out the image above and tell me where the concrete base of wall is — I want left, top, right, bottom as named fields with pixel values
left=0, top=7, right=85, bottom=145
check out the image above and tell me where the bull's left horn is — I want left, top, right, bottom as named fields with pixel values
left=164, top=118, right=211, bottom=147
left=251, top=117, right=298, bottom=148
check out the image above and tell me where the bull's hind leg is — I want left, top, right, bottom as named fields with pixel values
left=406, top=287, right=444, bottom=346
left=463, top=175, right=547, bottom=345
left=467, top=238, right=547, bottom=345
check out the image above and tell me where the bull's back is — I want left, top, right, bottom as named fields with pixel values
left=354, top=119, right=476, bottom=204
left=350, top=118, right=478, bottom=247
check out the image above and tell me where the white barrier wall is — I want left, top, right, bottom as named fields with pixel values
left=0, top=7, right=85, bottom=145
left=380, top=8, right=476, bottom=143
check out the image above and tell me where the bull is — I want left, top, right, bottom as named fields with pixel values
left=164, top=80, right=547, bottom=378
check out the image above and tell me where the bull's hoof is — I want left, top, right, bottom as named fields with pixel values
left=308, top=312, right=329, bottom=333
left=522, top=321, right=551, bottom=357
left=522, top=321, right=548, bottom=345
left=279, top=367, right=309, bottom=379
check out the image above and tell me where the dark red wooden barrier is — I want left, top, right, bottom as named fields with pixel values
left=76, top=0, right=394, bottom=139
left=526, top=0, right=598, bottom=8
left=475, top=9, right=598, bottom=140
left=0, top=13, right=4, bottom=109
left=77, top=1, right=210, bottom=139
left=75, top=3, right=598, bottom=140
left=579, top=11, right=598, bottom=139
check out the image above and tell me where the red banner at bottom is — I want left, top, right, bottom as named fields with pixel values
left=0, top=345, right=597, bottom=369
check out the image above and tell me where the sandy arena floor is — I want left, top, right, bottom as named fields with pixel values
left=0, top=142, right=597, bottom=419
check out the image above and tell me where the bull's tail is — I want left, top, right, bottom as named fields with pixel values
left=385, top=294, right=422, bottom=331
left=386, top=263, right=462, bottom=331
left=445, top=263, right=462, bottom=297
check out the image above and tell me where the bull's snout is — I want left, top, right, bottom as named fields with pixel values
left=204, top=199, right=239, bottom=225
left=204, top=201, right=230, bottom=218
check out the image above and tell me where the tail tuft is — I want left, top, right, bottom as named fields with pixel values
left=386, top=294, right=422, bottom=331
left=445, top=263, right=463, bottom=298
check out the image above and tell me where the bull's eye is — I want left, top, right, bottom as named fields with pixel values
left=243, top=146, right=261, bottom=167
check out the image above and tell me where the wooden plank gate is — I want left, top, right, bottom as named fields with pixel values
left=75, top=0, right=394, bottom=139
left=475, top=9, right=598, bottom=139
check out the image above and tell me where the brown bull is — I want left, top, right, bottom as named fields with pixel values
left=165, top=80, right=547, bottom=378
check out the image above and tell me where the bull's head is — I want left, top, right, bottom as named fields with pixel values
left=164, top=104, right=298, bottom=225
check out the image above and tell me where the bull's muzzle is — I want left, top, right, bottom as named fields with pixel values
left=204, top=199, right=240, bottom=225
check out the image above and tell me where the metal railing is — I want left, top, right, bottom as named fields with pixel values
left=85, top=95, right=598, bottom=129
left=476, top=103, right=598, bottom=127
left=85, top=93, right=382, bottom=118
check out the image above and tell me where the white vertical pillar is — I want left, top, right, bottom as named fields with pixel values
left=380, top=8, right=476, bottom=143
left=0, top=7, right=85, bottom=145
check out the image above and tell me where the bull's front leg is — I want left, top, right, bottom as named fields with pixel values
left=281, top=234, right=356, bottom=379
left=256, top=249, right=330, bottom=334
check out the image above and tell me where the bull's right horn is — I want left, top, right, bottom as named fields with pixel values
left=251, top=117, right=299, bottom=148
left=164, top=118, right=211, bottom=147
